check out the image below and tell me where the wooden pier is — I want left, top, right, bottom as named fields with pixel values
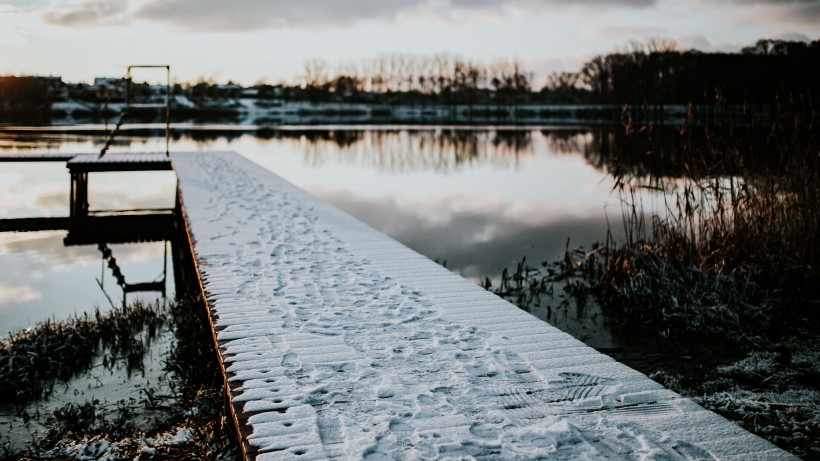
left=66, top=152, right=172, bottom=221
left=0, top=151, right=174, bottom=244
left=171, top=151, right=796, bottom=460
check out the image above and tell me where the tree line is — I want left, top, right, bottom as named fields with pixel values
left=226, top=39, right=820, bottom=107
left=269, top=53, right=535, bottom=105
left=2, top=38, right=818, bottom=114
left=0, top=76, right=51, bottom=111
left=545, top=38, right=820, bottom=106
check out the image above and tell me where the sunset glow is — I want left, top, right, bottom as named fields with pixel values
left=1, top=0, right=818, bottom=85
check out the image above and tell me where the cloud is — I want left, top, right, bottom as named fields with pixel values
left=0, top=4, right=36, bottom=45
left=0, top=282, right=41, bottom=305
left=723, top=0, right=820, bottom=27
left=0, top=1, right=50, bottom=11
left=586, top=26, right=667, bottom=39
left=772, top=31, right=813, bottom=42
left=133, top=0, right=657, bottom=32
left=731, top=0, right=816, bottom=4
left=1, top=231, right=166, bottom=268
left=771, top=3, right=820, bottom=26
left=42, top=0, right=129, bottom=27
left=449, top=0, right=655, bottom=8
left=0, top=27, right=27, bottom=46
left=674, top=34, right=713, bottom=51
left=30, top=0, right=820, bottom=36
left=136, top=0, right=427, bottom=31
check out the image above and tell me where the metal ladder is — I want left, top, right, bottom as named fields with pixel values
left=99, top=65, right=171, bottom=158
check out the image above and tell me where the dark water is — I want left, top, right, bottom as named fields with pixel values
left=0, top=162, right=177, bottom=334
left=0, top=125, right=646, bottom=346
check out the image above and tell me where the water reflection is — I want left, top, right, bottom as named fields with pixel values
left=0, top=281, right=40, bottom=305
left=0, top=160, right=178, bottom=333
left=301, top=129, right=537, bottom=174
left=0, top=162, right=176, bottom=220
left=0, top=127, right=649, bottom=332
left=322, top=190, right=621, bottom=280
left=1, top=127, right=626, bottom=281
left=0, top=230, right=175, bottom=334
left=0, top=126, right=727, bottom=411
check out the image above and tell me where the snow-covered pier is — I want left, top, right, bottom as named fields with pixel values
left=172, top=151, right=795, bottom=460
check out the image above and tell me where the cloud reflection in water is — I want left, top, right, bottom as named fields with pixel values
left=0, top=231, right=171, bottom=333
left=0, top=282, right=41, bottom=306
left=318, top=189, right=621, bottom=280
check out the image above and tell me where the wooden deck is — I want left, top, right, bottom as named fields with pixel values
left=172, top=151, right=796, bottom=461
left=0, top=217, right=70, bottom=232
left=67, top=152, right=172, bottom=172
left=0, top=152, right=78, bottom=162
left=0, top=152, right=171, bottom=167
left=0, top=151, right=176, bottom=244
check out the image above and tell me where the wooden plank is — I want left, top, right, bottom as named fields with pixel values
left=0, top=217, right=70, bottom=232
left=0, top=153, right=78, bottom=162
left=63, top=212, right=175, bottom=245
left=67, top=152, right=172, bottom=172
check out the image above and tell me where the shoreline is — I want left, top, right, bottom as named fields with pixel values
left=1, top=101, right=693, bottom=127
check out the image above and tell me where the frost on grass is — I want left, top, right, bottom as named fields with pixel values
left=29, top=427, right=230, bottom=461
left=0, top=299, right=239, bottom=460
left=488, top=238, right=819, bottom=458
left=650, top=339, right=820, bottom=459
left=0, top=302, right=166, bottom=403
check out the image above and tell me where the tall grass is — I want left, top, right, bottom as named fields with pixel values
left=484, top=99, right=819, bottom=342
left=0, top=302, right=166, bottom=402
left=595, top=100, right=819, bottom=342
left=0, top=297, right=238, bottom=459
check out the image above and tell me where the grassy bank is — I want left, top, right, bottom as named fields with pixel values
left=0, top=303, right=166, bottom=403
left=0, top=298, right=238, bottom=460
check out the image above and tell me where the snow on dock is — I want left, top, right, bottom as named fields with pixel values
left=0, top=152, right=78, bottom=162
left=67, top=152, right=172, bottom=171
left=172, top=151, right=795, bottom=460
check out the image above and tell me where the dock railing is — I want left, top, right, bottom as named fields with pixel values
left=99, top=65, right=171, bottom=158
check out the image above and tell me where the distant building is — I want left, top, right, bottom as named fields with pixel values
left=35, top=76, right=68, bottom=100
left=257, top=84, right=284, bottom=99
left=92, top=77, right=126, bottom=102
left=149, top=84, right=168, bottom=95
left=213, top=83, right=242, bottom=99
left=241, top=87, right=259, bottom=98
left=0, top=76, right=67, bottom=108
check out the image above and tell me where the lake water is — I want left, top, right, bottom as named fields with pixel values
left=0, top=125, right=632, bottom=343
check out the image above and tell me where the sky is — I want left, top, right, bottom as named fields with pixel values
left=0, top=0, right=818, bottom=86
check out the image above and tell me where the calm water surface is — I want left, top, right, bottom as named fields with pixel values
left=0, top=126, right=626, bottom=343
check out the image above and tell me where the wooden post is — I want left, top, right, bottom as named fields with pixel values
left=70, top=171, right=89, bottom=219
left=69, top=171, right=76, bottom=218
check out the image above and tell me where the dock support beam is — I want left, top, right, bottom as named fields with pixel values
left=70, top=171, right=89, bottom=220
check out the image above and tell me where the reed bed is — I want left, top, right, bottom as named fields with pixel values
left=0, top=297, right=238, bottom=459
left=596, top=102, right=820, bottom=343
left=489, top=101, right=819, bottom=342
left=0, top=302, right=165, bottom=403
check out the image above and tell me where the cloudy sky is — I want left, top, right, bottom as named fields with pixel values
left=0, top=0, right=818, bottom=86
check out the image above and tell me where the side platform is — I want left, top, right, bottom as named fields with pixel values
left=172, top=151, right=795, bottom=460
